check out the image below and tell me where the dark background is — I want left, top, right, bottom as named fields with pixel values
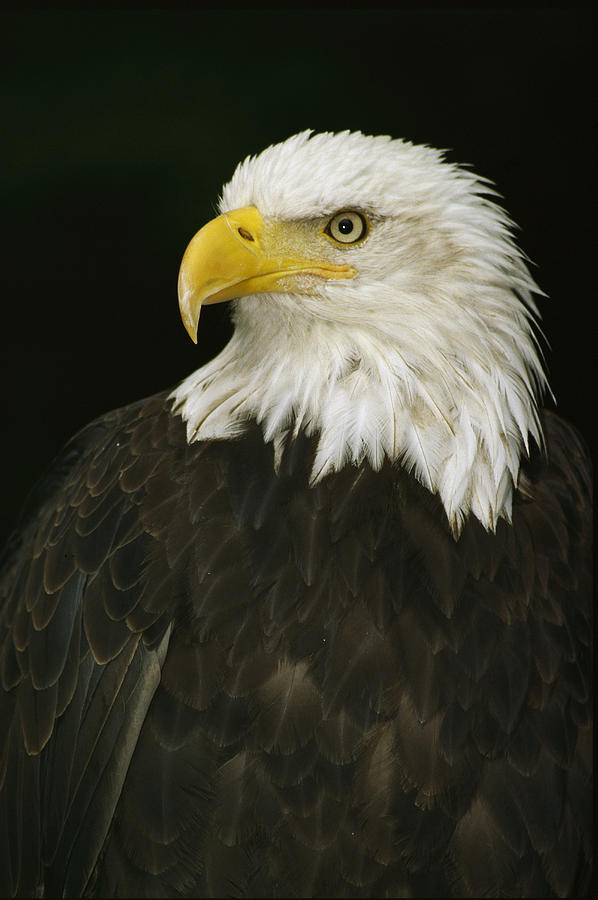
left=1, top=9, right=594, bottom=547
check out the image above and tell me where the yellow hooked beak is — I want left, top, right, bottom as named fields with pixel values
left=177, top=206, right=357, bottom=343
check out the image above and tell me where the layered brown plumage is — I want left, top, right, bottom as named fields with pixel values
left=0, top=392, right=592, bottom=897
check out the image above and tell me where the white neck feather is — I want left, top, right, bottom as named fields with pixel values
left=171, top=285, right=545, bottom=537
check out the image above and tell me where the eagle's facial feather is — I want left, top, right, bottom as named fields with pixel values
left=172, top=130, right=547, bottom=536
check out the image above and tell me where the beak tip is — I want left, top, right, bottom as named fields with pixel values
left=178, top=282, right=200, bottom=344
left=183, top=318, right=199, bottom=344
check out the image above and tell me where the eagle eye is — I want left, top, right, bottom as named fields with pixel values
left=324, top=211, right=369, bottom=245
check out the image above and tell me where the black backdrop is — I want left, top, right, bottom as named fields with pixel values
left=1, top=9, right=594, bottom=546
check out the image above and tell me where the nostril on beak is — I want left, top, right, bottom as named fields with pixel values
left=237, top=227, right=255, bottom=242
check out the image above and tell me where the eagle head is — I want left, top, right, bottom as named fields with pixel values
left=172, top=130, right=547, bottom=536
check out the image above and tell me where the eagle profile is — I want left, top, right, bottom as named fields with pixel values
left=0, top=130, right=592, bottom=897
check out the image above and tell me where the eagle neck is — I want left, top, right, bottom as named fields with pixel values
left=171, top=302, right=542, bottom=537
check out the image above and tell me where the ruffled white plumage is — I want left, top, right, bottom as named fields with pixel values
left=172, top=130, right=547, bottom=536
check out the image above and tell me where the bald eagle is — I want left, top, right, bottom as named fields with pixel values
left=0, top=131, right=592, bottom=898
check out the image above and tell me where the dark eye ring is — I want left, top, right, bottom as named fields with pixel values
left=324, top=211, right=369, bottom=245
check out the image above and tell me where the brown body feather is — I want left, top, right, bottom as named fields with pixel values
left=0, top=391, right=592, bottom=897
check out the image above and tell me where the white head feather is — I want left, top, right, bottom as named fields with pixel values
left=172, top=130, right=548, bottom=536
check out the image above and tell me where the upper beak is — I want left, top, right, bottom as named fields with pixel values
left=177, top=206, right=356, bottom=343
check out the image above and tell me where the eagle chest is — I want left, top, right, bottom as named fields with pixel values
left=98, top=422, right=493, bottom=896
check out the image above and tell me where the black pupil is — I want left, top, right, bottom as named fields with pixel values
left=338, top=218, right=354, bottom=234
